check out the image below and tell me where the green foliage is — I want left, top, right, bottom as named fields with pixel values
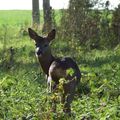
left=60, top=0, right=119, bottom=49
left=112, top=4, right=120, bottom=45
left=66, top=68, right=75, bottom=77
left=0, top=10, right=120, bottom=119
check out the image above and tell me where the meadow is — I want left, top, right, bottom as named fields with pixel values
left=0, top=10, right=120, bottom=120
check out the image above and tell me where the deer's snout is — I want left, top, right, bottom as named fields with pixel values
left=36, top=47, right=43, bottom=56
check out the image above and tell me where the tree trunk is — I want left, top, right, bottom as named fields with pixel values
left=32, top=0, right=40, bottom=28
left=43, top=0, right=52, bottom=33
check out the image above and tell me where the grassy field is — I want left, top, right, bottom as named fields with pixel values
left=0, top=10, right=61, bottom=27
left=0, top=10, right=32, bottom=26
left=0, top=10, right=120, bottom=120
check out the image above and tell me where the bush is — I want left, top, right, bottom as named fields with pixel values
left=112, top=4, right=120, bottom=45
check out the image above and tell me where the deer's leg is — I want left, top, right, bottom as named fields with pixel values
left=47, top=76, right=52, bottom=93
left=62, top=79, right=77, bottom=114
left=51, top=82, right=58, bottom=112
left=47, top=76, right=57, bottom=112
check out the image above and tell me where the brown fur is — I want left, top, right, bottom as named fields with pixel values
left=28, top=28, right=81, bottom=114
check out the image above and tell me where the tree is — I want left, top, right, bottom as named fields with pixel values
left=61, top=0, right=99, bottom=44
left=112, top=4, right=120, bottom=45
left=32, top=0, right=40, bottom=28
left=43, top=0, right=52, bottom=33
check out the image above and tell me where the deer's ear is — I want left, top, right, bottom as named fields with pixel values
left=28, top=28, right=38, bottom=40
left=47, top=29, right=56, bottom=42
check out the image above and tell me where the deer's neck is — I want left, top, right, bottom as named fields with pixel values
left=38, top=53, right=55, bottom=75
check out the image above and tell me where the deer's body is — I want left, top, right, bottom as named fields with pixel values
left=28, top=28, right=81, bottom=114
left=49, top=57, right=80, bottom=83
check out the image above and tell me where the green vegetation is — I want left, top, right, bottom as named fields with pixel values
left=0, top=10, right=61, bottom=27
left=0, top=10, right=120, bottom=119
left=0, top=10, right=32, bottom=26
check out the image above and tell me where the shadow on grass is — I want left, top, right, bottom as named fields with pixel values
left=0, top=59, right=46, bottom=85
left=80, top=53, right=120, bottom=68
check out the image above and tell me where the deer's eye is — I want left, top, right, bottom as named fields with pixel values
left=44, top=44, right=48, bottom=47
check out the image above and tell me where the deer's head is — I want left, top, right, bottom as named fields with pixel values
left=28, top=28, right=56, bottom=57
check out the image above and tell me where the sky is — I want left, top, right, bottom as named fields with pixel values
left=0, top=0, right=119, bottom=10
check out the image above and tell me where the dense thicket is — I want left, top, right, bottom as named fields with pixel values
left=60, top=0, right=120, bottom=49
left=112, top=4, right=120, bottom=45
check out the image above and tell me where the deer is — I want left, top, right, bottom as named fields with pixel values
left=28, top=28, right=81, bottom=114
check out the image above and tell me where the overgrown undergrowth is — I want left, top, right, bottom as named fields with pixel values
left=0, top=26, right=120, bottom=119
